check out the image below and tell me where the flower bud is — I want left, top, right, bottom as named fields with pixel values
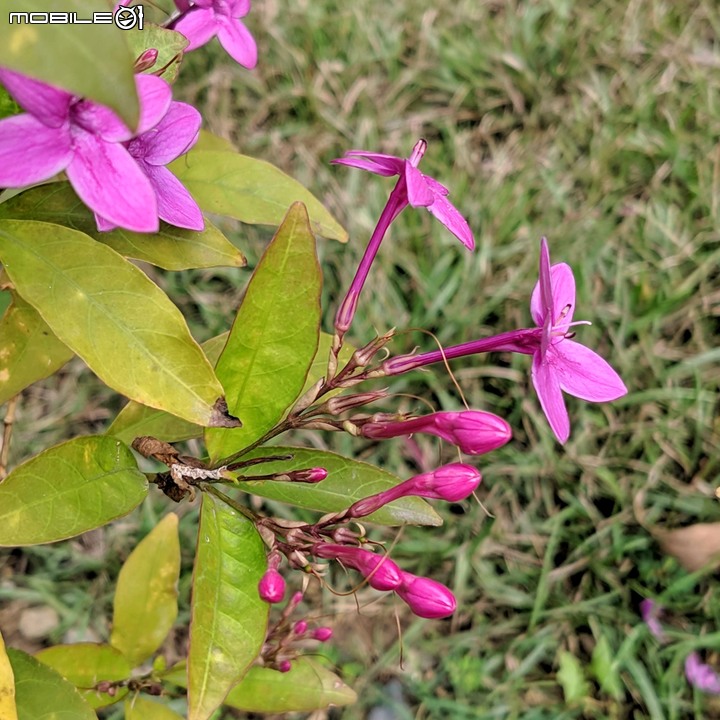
left=396, top=572, right=456, bottom=619
left=685, top=652, right=720, bottom=694
left=312, top=627, right=333, bottom=642
left=293, top=620, right=308, bottom=636
left=258, top=569, right=286, bottom=604
left=133, top=48, right=158, bottom=73
left=278, top=660, right=292, bottom=673
left=361, top=410, right=511, bottom=455
left=312, top=543, right=403, bottom=591
left=346, top=463, right=481, bottom=519
left=324, top=390, right=389, bottom=415
left=287, top=467, right=328, bottom=483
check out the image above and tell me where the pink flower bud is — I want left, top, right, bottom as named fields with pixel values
left=396, top=572, right=456, bottom=619
left=685, top=652, right=720, bottom=694
left=290, top=591, right=304, bottom=607
left=312, top=627, right=333, bottom=642
left=293, top=620, right=308, bottom=636
left=133, top=48, right=158, bottom=73
left=348, top=463, right=482, bottom=518
left=258, top=569, right=286, bottom=604
left=312, top=543, right=403, bottom=591
left=288, top=467, right=328, bottom=483
left=278, top=660, right=292, bottom=673
left=360, top=410, right=511, bottom=455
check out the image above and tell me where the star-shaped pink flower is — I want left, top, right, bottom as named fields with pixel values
left=173, top=0, right=257, bottom=69
left=529, top=237, right=627, bottom=442
left=333, top=140, right=474, bottom=250
left=0, top=69, right=170, bottom=232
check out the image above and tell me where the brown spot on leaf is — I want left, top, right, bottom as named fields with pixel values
left=208, top=397, right=242, bottom=428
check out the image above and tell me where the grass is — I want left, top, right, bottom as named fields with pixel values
left=3, top=0, right=720, bottom=717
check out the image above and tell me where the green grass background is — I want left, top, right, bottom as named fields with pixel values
left=3, top=0, right=720, bottom=718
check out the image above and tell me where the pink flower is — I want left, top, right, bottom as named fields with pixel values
left=331, top=139, right=473, bottom=338
left=685, top=652, right=720, bottom=694
left=528, top=237, right=627, bottom=442
left=360, top=410, right=511, bottom=456
left=639, top=599, right=666, bottom=642
left=95, top=102, right=204, bottom=232
left=396, top=571, right=456, bottom=619
left=173, top=0, right=257, bottom=69
left=312, top=627, right=333, bottom=642
left=333, top=139, right=474, bottom=250
left=382, top=238, right=627, bottom=443
left=0, top=69, right=171, bottom=232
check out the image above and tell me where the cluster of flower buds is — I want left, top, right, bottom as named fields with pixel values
left=257, top=591, right=334, bottom=672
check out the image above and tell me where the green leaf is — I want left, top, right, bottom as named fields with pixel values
left=124, top=23, right=188, bottom=83
left=126, top=695, right=185, bottom=720
left=35, top=643, right=131, bottom=709
left=111, top=514, right=181, bottom=667
left=0, top=629, right=18, bottom=720
left=0, top=436, right=147, bottom=546
left=0, top=220, right=229, bottom=426
left=107, top=334, right=229, bottom=445
left=0, top=184, right=246, bottom=271
left=188, top=493, right=268, bottom=720
left=590, top=635, right=624, bottom=700
left=0, top=86, right=20, bottom=121
left=234, top=447, right=442, bottom=527
left=557, top=651, right=590, bottom=706
left=8, top=648, right=96, bottom=720
left=0, top=0, right=138, bottom=128
left=299, top=331, right=354, bottom=400
left=169, top=151, right=348, bottom=242
left=206, top=203, right=322, bottom=462
left=194, top=129, right=236, bottom=153
left=0, top=291, right=74, bottom=404
left=224, top=658, right=356, bottom=713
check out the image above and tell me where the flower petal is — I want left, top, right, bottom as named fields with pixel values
left=552, top=340, right=628, bottom=402
left=530, top=261, right=576, bottom=327
left=405, top=165, right=434, bottom=207
left=134, top=74, right=173, bottom=135
left=426, top=191, right=475, bottom=250
left=231, top=0, right=251, bottom=16
left=139, top=102, right=201, bottom=165
left=332, top=150, right=405, bottom=176
left=531, top=351, right=570, bottom=443
left=0, top=115, right=72, bottom=186
left=66, top=132, right=158, bottom=232
left=217, top=18, right=258, bottom=68
left=423, top=174, right=449, bottom=197
left=173, top=6, right=218, bottom=51
left=94, top=213, right=117, bottom=232
left=0, top=69, right=71, bottom=127
left=145, top=164, right=204, bottom=230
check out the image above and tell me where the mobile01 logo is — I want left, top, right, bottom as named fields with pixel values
left=9, top=5, right=144, bottom=30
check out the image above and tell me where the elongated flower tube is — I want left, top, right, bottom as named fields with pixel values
left=382, top=238, right=627, bottom=443
left=360, top=410, right=511, bottom=456
left=312, top=543, right=403, bottom=591
left=0, top=69, right=171, bottom=232
left=332, top=140, right=474, bottom=339
left=396, top=571, right=456, bottom=619
left=347, top=463, right=481, bottom=518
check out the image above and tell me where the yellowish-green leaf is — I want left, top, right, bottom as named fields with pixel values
left=194, top=129, right=236, bottom=153
left=125, top=695, right=185, bottom=720
left=0, top=184, right=246, bottom=271
left=169, top=150, right=348, bottom=242
left=124, top=23, right=187, bottom=83
left=0, top=629, right=18, bottom=720
left=8, top=648, right=96, bottom=720
left=234, top=447, right=442, bottom=526
left=0, top=436, right=148, bottom=546
left=35, top=643, right=130, bottom=709
left=107, top=333, right=229, bottom=445
left=224, top=658, right=356, bottom=713
left=557, top=651, right=590, bottom=706
left=0, top=0, right=138, bottom=128
left=0, top=291, right=73, bottom=404
left=188, top=493, right=268, bottom=720
left=206, top=203, right=322, bottom=462
left=0, top=220, right=228, bottom=426
left=111, top=514, right=181, bottom=667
